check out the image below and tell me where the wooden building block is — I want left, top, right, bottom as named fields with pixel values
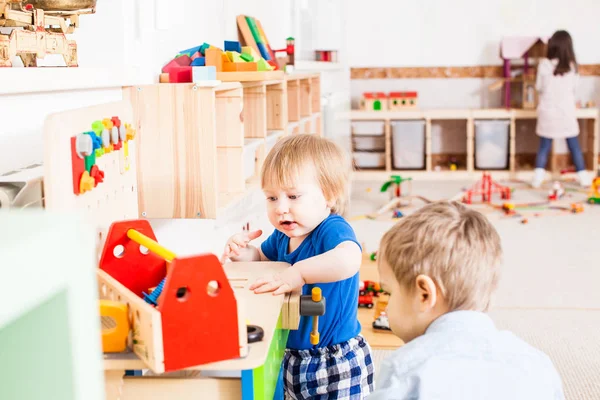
left=226, top=51, right=245, bottom=63
left=206, top=47, right=223, bottom=72
left=159, top=73, right=169, bottom=83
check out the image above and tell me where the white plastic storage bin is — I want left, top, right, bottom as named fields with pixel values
left=243, top=139, right=263, bottom=180
left=474, top=120, right=510, bottom=169
left=353, top=135, right=385, bottom=151
left=391, top=120, right=425, bottom=169
left=353, top=151, right=385, bottom=169
left=352, top=121, right=385, bottom=136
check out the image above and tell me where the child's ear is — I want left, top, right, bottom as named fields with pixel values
left=414, top=274, right=438, bottom=310
left=326, top=197, right=336, bottom=209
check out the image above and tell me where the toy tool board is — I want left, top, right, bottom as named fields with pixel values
left=43, top=100, right=139, bottom=258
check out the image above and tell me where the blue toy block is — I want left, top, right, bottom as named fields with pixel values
left=192, top=66, right=217, bottom=82
left=191, top=57, right=206, bottom=66
left=178, top=45, right=202, bottom=57
left=224, top=40, right=242, bottom=53
left=257, top=42, right=271, bottom=61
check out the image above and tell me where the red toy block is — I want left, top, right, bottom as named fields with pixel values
left=71, top=136, right=85, bottom=195
left=99, top=220, right=167, bottom=299
left=267, top=59, right=278, bottom=70
left=168, top=66, right=193, bottom=83
left=161, top=55, right=192, bottom=73
left=191, top=51, right=202, bottom=60
left=111, top=116, right=121, bottom=128
left=160, top=253, right=240, bottom=371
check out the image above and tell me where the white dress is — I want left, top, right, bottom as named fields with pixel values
left=535, top=58, right=579, bottom=139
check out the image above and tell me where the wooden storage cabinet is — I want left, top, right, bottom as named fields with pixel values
left=346, top=108, right=599, bottom=179
left=287, top=73, right=322, bottom=136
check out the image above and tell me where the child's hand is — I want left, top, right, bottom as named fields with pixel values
left=221, top=230, right=263, bottom=263
left=249, top=267, right=305, bottom=295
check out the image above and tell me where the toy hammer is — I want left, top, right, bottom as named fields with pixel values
left=299, top=287, right=326, bottom=345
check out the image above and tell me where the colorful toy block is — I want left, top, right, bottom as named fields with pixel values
left=226, top=51, right=245, bottom=63
left=224, top=40, right=242, bottom=53
left=178, top=45, right=202, bottom=57
left=257, top=58, right=273, bottom=71
left=190, top=51, right=202, bottom=60
left=191, top=57, right=206, bottom=66
left=242, top=46, right=260, bottom=60
left=223, top=62, right=258, bottom=72
left=240, top=52, right=253, bottom=62
left=192, top=66, right=217, bottom=82
left=205, top=47, right=223, bottom=72
left=200, top=43, right=211, bottom=55
left=162, top=55, right=192, bottom=73
left=168, top=66, right=193, bottom=83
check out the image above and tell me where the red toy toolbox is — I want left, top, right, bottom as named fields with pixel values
left=98, top=219, right=242, bottom=373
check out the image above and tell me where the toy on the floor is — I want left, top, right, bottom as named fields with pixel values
left=375, top=175, right=413, bottom=217
left=462, top=172, right=511, bottom=204
left=548, top=181, right=565, bottom=201
left=0, top=0, right=97, bottom=67
left=358, top=280, right=384, bottom=309
left=587, top=177, right=600, bottom=204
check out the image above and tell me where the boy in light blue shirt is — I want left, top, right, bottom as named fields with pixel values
left=369, top=201, right=564, bottom=400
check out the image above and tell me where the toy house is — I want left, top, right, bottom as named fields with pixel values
left=360, top=92, right=388, bottom=111
left=389, top=92, right=418, bottom=109
left=489, top=36, right=548, bottom=109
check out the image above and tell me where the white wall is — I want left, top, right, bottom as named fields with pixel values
left=347, top=0, right=600, bottom=67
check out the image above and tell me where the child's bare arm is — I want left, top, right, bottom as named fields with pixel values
left=294, top=241, right=362, bottom=283
left=250, top=241, right=362, bottom=294
left=221, top=230, right=270, bottom=263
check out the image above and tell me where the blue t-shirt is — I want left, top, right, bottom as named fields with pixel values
left=261, top=213, right=362, bottom=350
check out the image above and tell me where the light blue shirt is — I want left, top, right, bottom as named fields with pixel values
left=368, top=310, right=564, bottom=400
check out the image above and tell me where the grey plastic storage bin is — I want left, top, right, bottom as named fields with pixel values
left=474, top=120, right=510, bottom=169
left=391, top=120, right=425, bottom=169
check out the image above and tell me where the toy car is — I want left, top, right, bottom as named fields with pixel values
left=372, top=312, right=391, bottom=331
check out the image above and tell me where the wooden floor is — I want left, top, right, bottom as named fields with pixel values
left=358, top=255, right=404, bottom=349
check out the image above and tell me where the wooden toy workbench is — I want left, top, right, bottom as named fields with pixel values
left=42, top=100, right=311, bottom=400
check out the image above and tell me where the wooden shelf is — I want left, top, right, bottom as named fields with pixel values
left=286, top=73, right=322, bottom=135
left=346, top=108, right=599, bottom=178
left=123, top=73, right=322, bottom=219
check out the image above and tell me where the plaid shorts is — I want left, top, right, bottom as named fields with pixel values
left=282, top=335, right=375, bottom=399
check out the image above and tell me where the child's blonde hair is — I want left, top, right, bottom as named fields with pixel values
left=261, top=134, right=351, bottom=215
left=379, top=201, right=502, bottom=312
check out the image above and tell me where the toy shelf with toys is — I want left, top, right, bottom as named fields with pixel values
left=41, top=100, right=327, bottom=400
left=344, top=107, right=599, bottom=181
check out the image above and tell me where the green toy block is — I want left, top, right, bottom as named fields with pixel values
left=84, top=152, right=96, bottom=173
left=240, top=53, right=254, bottom=62
left=245, top=16, right=263, bottom=44
left=200, top=43, right=211, bottom=55
left=91, top=121, right=104, bottom=136
left=257, top=58, right=273, bottom=71
left=252, top=315, right=289, bottom=399
left=226, top=51, right=245, bottom=63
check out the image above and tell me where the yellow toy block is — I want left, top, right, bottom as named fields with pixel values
left=79, top=170, right=95, bottom=194
left=257, top=58, right=273, bottom=71
left=100, top=300, right=130, bottom=353
left=226, top=51, right=245, bottom=63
